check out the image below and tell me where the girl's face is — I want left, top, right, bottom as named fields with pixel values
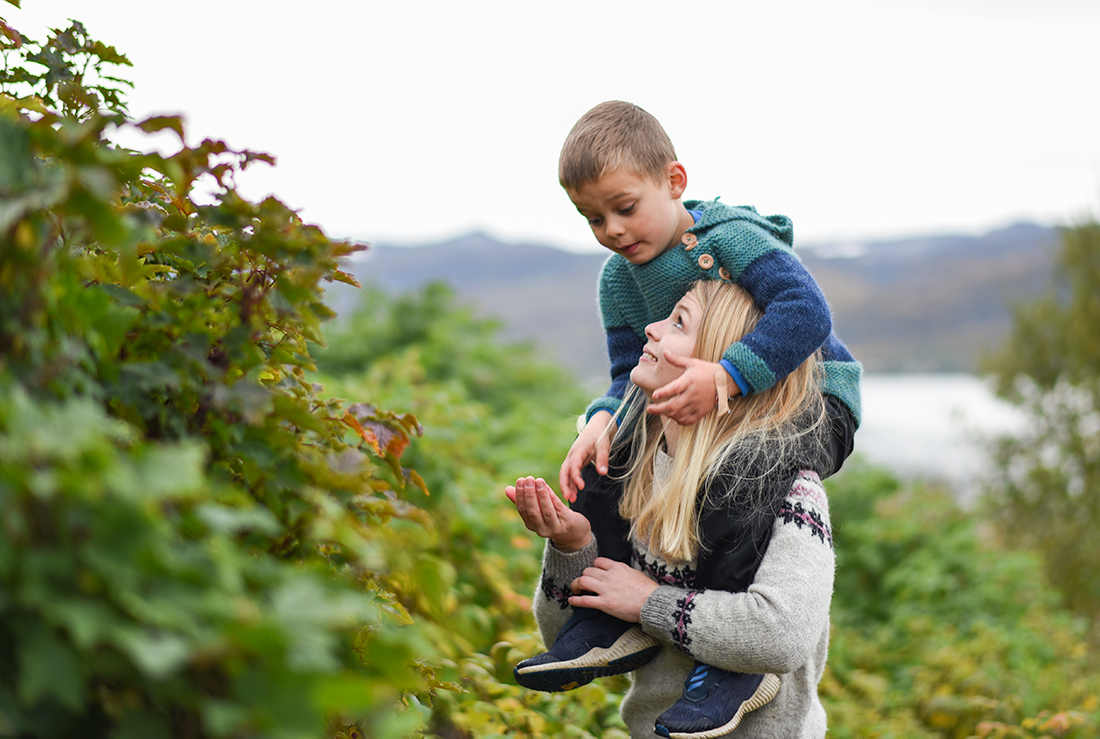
left=631, top=291, right=702, bottom=396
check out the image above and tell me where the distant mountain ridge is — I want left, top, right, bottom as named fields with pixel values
left=329, top=224, right=1059, bottom=384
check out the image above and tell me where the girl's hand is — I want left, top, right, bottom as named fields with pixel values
left=568, top=557, right=659, bottom=622
left=648, top=353, right=739, bottom=424
left=505, top=476, right=592, bottom=552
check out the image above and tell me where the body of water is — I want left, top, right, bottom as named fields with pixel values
left=852, top=373, right=1026, bottom=504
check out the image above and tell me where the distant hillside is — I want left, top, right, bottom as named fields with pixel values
left=799, top=223, right=1058, bottom=372
left=328, top=224, right=1059, bottom=383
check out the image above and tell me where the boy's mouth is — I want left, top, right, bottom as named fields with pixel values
left=616, top=242, right=640, bottom=254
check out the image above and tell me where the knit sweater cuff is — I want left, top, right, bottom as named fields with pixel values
left=723, top=341, right=777, bottom=395
left=585, top=396, right=622, bottom=423
left=640, top=584, right=699, bottom=653
left=539, top=538, right=598, bottom=610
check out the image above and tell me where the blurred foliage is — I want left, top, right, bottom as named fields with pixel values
left=312, top=282, right=605, bottom=735
left=824, top=461, right=1100, bottom=738
left=979, top=219, right=1100, bottom=649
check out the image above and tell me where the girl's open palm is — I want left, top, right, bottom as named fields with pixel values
left=505, top=476, right=592, bottom=552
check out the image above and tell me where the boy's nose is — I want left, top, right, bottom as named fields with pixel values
left=605, top=216, right=626, bottom=237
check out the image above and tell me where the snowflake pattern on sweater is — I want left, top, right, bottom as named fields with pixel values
left=777, top=474, right=834, bottom=548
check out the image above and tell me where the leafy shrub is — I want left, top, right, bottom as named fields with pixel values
left=823, top=461, right=1100, bottom=738
left=1, top=17, right=441, bottom=738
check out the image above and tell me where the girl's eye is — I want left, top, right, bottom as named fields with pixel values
left=672, top=314, right=683, bottom=329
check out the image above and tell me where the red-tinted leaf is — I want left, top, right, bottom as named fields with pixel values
left=342, top=411, right=382, bottom=456
left=333, top=269, right=361, bottom=288
left=1, top=19, right=23, bottom=47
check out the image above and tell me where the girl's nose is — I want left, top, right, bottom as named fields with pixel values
left=644, top=320, right=662, bottom=342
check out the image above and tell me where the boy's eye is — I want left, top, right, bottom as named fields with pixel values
left=587, top=216, right=603, bottom=226
left=618, top=204, right=635, bottom=215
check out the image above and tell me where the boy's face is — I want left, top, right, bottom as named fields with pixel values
left=565, top=163, right=691, bottom=265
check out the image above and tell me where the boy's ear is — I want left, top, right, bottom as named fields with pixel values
left=667, top=161, right=688, bottom=199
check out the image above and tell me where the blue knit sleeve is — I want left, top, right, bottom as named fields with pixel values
left=721, top=245, right=832, bottom=395
left=586, top=259, right=644, bottom=421
left=585, top=326, right=643, bottom=421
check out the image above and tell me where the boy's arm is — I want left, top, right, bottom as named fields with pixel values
left=563, top=258, right=646, bottom=498
left=720, top=245, right=832, bottom=394
left=583, top=325, right=643, bottom=421
left=648, top=238, right=833, bottom=425
left=561, top=324, right=643, bottom=501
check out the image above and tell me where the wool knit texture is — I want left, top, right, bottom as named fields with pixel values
left=533, top=470, right=834, bottom=738
left=587, top=199, right=862, bottom=426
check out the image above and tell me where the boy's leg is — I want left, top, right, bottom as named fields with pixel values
left=571, top=462, right=632, bottom=562
left=513, top=605, right=661, bottom=692
left=820, top=394, right=856, bottom=478
left=656, top=665, right=781, bottom=738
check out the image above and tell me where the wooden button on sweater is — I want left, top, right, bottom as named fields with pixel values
left=698, top=254, right=714, bottom=269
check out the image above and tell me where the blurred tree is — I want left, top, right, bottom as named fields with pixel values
left=980, top=218, right=1100, bottom=652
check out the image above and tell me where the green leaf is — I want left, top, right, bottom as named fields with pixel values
left=135, top=115, right=183, bottom=141
left=196, top=502, right=279, bottom=536
left=17, top=624, right=85, bottom=711
left=111, top=710, right=171, bottom=739
left=113, top=628, right=192, bottom=681
left=0, top=116, right=31, bottom=190
left=130, top=442, right=206, bottom=500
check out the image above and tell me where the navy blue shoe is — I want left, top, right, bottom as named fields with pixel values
left=514, top=608, right=660, bottom=692
left=654, top=662, right=780, bottom=738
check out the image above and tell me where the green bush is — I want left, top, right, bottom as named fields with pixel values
left=0, top=17, right=441, bottom=737
left=823, top=461, right=1100, bottom=738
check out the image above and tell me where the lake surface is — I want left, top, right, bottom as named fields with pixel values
left=851, top=373, right=1026, bottom=504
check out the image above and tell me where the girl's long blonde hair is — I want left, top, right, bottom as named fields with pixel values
left=614, top=280, right=828, bottom=563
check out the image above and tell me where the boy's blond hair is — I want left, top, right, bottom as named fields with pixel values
left=616, top=281, right=828, bottom=563
left=558, top=101, right=677, bottom=190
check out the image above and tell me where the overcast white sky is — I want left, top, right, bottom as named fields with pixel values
left=7, top=1, right=1100, bottom=251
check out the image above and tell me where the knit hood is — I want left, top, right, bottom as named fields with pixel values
left=684, top=199, right=794, bottom=248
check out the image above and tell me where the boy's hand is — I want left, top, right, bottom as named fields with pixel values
left=648, top=351, right=740, bottom=425
left=505, top=476, right=592, bottom=552
left=559, top=411, right=614, bottom=503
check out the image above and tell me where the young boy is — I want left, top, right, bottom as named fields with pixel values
left=513, top=101, right=861, bottom=737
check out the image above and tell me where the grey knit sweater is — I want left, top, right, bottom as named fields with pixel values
left=532, top=470, right=835, bottom=738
